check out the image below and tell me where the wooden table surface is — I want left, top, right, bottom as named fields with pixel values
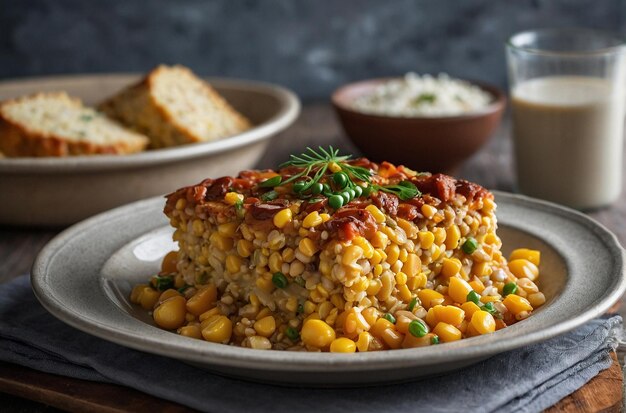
left=1, top=104, right=624, bottom=412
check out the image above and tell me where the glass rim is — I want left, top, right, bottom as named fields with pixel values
left=507, top=28, right=626, bottom=57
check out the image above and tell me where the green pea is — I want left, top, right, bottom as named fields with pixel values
left=293, top=181, right=307, bottom=193
left=362, top=185, right=373, bottom=197
left=383, top=313, right=396, bottom=324
left=347, top=188, right=356, bottom=200
left=272, top=272, right=288, bottom=288
left=285, top=327, right=299, bottom=341
left=354, top=186, right=363, bottom=197
left=408, top=319, right=427, bottom=337
left=340, top=191, right=351, bottom=204
left=462, top=237, right=478, bottom=255
left=332, top=172, right=349, bottom=188
left=407, top=297, right=418, bottom=311
left=467, top=290, right=481, bottom=305
left=311, top=182, right=324, bottom=195
left=259, top=175, right=282, bottom=188
left=261, top=190, right=278, bottom=201
left=431, top=335, right=440, bottom=345
left=322, top=183, right=332, bottom=196
left=328, top=194, right=344, bottom=209
left=503, top=282, right=518, bottom=296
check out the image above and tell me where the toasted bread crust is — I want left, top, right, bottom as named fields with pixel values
left=99, top=65, right=251, bottom=149
left=0, top=93, right=148, bottom=157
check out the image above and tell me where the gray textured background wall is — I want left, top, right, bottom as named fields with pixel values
left=1, top=0, right=624, bottom=100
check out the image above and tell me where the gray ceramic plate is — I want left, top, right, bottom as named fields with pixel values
left=31, top=191, right=626, bottom=386
left=0, top=74, right=300, bottom=226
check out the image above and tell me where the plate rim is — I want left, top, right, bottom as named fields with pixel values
left=0, top=74, right=301, bottom=173
left=31, top=191, right=626, bottom=372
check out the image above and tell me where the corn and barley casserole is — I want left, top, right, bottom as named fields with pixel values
left=131, top=147, right=545, bottom=352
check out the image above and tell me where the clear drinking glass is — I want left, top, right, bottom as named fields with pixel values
left=506, top=29, right=626, bottom=209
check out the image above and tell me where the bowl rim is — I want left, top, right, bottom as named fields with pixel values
left=331, top=76, right=506, bottom=122
left=0, top=74, right=301, bottom=174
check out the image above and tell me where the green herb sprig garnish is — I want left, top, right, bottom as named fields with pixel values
left=263, top=146, right=421, bottom=208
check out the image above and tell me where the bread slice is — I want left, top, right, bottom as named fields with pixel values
left=0, top=92, right=149, bottom=157
left=99, top=65, right=252, bottom=148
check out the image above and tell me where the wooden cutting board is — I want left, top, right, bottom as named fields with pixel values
left=0, top=354, right=621, bottom=413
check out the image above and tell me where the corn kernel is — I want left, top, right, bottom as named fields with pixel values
left=371, top=231, right=389, bottom=249
left=441, top=258, right=462, bottom=278
left=153, top=296, right=187, bottom=330
left=301, top=319, right=335, bottom=348
left=342, top=245, right=364, bottom=265
left=508, top=259, right=539, bottom=281
left=366, top=205, right=386, bottom=224
left=224, top=192, right=244, bottom=205
left=330, top=337, right=357, bottom=353
left=418, top=231, right=435, bottom=249
left=299, top=238, right=318, bottom=257
left=433, top=322, right=462, bottom=342
left=528, top=292, right=546, bottom=307
left=225, top=254, right=242, bottom=273
left=201, top=315, right=232, bottom=343
left=421, top=204, right=437, bottom=219
left=268, top=252, right=282, bottom=273
left=353, top=237, right=375, bottom=259
left=192, top=219, right=204, bottom=236
left=385, top=244, right=400, bottom=265
left=320, top=213, right=331, bottom=222
left=418, top=289, right=444, bottom=310
left=503, top=294, right=533, bottom=314
left=218, top=222, right=238, bottom=237
left=236, top=239, right=253, bottom=258
left=470, top=310, right=496, bottom=334
left=398, top=284, right=412, bottom=302
left=461, top=301, right=481, bottom=320
left=209, top=232, right=233, bottom=252
left=433, top=228, right=447, bottom=245
left=445, top=225, right=461, bottom=250
left=175, top=198, right=186, bottom=210
left=509, top=248, right=541, bottom=266
left=402, top=253, right=419, bottom=277
left=448, top=277, right=473, bottom=303
left=254, top=316, right=276, bottom=337
left=273, top=208, right=293, bottom=228
left=301, top=211, right=321, bottom=228
left=138, top=287, right=160, bottom=310
left=433, top=305, right=465, bottom=327
left=381, top=328, right=404, bottom=349
left=178, top=325, right=202, bottom=339
left=186, top=284, right=217, bottom=316
left=356, top=331, right=372, bottom=352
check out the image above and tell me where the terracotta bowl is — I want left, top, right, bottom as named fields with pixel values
left=332, top=78, right=506, bottom=174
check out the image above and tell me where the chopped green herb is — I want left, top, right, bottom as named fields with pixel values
left=272, top=272, right=288, bottom=288
left=408, top=297, right=418, bottom=311
left=297, top=303, right=304, bottom=314
left=234, top=200, right=245, bottom=219
left=154, top=275, right=174, bottom=291
left=259, top=175, right=282, bottom=188
left=261, top=190, right=278, bottom=201
left=377, top=180, right=420, bottom=201
left=383, top=313, right=396, bottom=324
left=177, top=284, right=192, bottom=293
left=80, top=114, right=94, bottom=122
left=413, top=93, right=436, bottom=105
left=430, top=335, right=440, bottom=345
left=408, top=319, right=427, bottom=337
left=462, top=237, right=478, bottom=255
left=294, top=276, right=305, bottom=287
left=481, top=302, right=500, bottom=318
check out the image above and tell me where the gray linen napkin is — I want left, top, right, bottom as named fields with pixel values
left=0, top=275, right=620, bottom=413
